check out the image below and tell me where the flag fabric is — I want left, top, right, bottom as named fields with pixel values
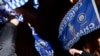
left=0, top=0, right=28, bottom=12
left=0, top=0, right=27, bottom=23
left=3, top=0, right=28, bottom=11
left=33, top=0, right=39, bottom=9
left=58, top=0, right=100, bottom=50
left=28, top=23, right=54, bottom=56
left=0, top=0, right=28, bottom=14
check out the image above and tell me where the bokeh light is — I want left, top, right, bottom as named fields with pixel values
left=70, top=0, right=74, bottom=3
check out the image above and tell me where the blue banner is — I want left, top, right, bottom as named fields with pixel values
left=28, top=23, right=54, bottom=56
left=0, top=0, right=28, bottom=12
left=59, top=0, right=100, bottom=50
left=4, top=0, right=28, bottom=10
left=0, top=0, right=26, bottom=23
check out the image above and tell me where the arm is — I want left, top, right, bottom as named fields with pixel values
left=81, top=51, right=93, bottom=56
left=69, top=48, right=93, bottom=56
left=0, top=18, right=19, bottom=56
left=69, top=48, right=83, bottom=56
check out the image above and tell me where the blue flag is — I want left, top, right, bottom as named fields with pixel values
left=59, top=0, right=100, bottom=50
left=28, top=23, right=54, bottom=56
left=3, top=0, right=28, bottom=11
left=0, top=0, right=28, bottom=12
left=0, top=0, right=27, bottom=23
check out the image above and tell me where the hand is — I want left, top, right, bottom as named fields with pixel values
left=10, top=18, right=19, bottom=26
left=69, top=48, right=83, bottom=56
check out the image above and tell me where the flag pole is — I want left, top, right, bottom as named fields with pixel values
left=92, top=0, right=100, bottom=23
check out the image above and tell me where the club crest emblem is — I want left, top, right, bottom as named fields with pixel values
left=77, top=13, right=86, bottom=23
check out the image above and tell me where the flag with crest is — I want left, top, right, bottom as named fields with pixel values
left=59, top=0, right=100, bottom=50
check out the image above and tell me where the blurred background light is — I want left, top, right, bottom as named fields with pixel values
left=70, top=0, right=74, bottom=3
left=97, top=38, right=100, bottom=42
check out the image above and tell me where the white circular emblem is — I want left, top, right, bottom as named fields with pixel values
left=77, top=13, right=86, bottom=23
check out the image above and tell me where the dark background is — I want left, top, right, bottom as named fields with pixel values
left=15, top=0, right=73, bottom=56
left=3, top=0, right=99, bottom=56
